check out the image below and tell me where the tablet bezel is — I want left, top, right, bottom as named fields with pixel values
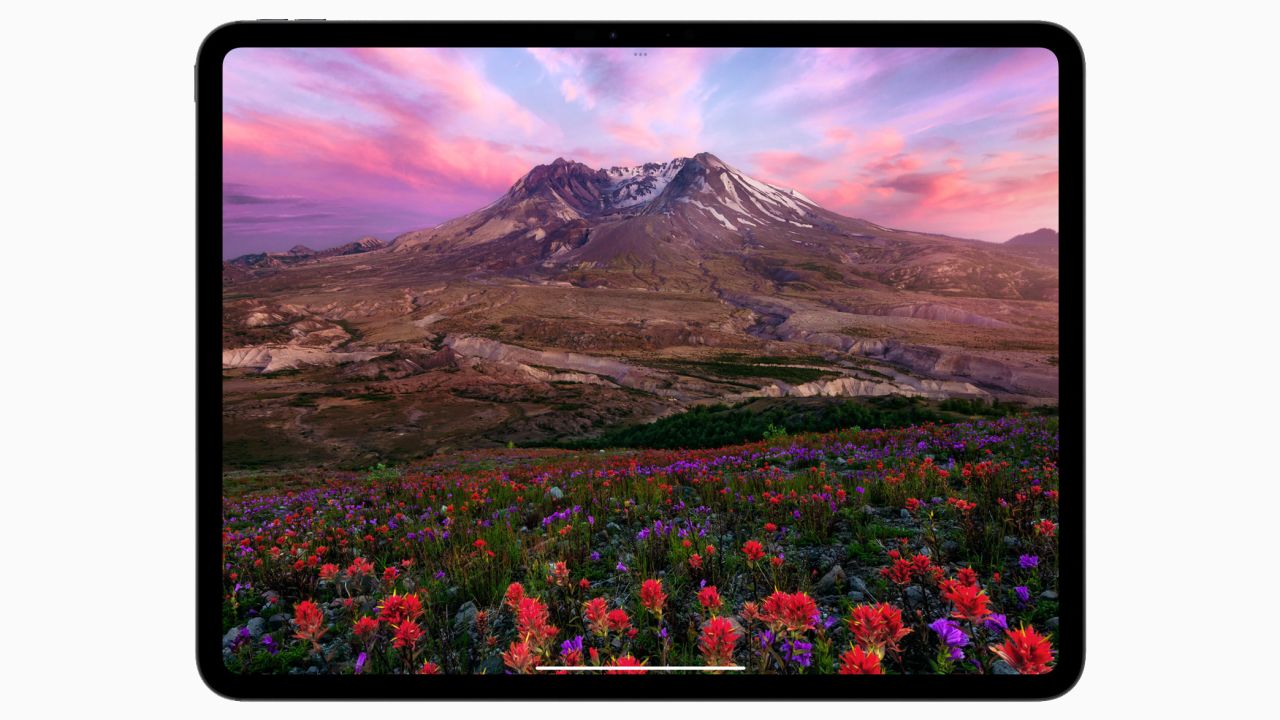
left=196, top=20, right=1084, bottom=700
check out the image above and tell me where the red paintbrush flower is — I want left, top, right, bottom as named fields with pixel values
left=417, top=660, right=442, bottom=674
left=502, top=640, right=537, bottom=674
left=699, top=616, right=739, bottom=666
left=607, top=656, right=647, bottom=674
left=391, top=618, right=423, bottom=650
left=318, top=563, right=340, bottom=582
left=606, top=608, right=632, bottom=634
left=347, top=557, right=374, bottom=577
left=956, top=567, right=979, bottom=587
left=504, top=582, right=525, bottom=610
left=292, top=600, right=326, bottom=643
left=837, top=645, right=884, bottom=674
left=847, top=603, right=911, bottom=654
left=352, top=615, right=379, bottom=643
left=943, top=583, right=992, bottom=622
left=689, top=553, right=703, bottom=570
left=990, top=626, right=1055, bottom=674
left=584, top=597, right=610, bottom=635
left=881, top=558, right=914, bottom=585
left=1035, top=519, right=1057, bottom=537
left=760, top=591, right=819, bottom=633
left=515, top=596, right=557, bottom=650
left=697, top=585, right=722, bottom=613
left=742, top=539, right=765, bottom=563
left=640, top=578, right=667, bottom=615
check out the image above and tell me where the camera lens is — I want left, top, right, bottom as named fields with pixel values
left=609, top=31, right=618, bottom=40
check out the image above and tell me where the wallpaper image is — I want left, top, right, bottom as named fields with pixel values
left=221, top=47, right=1060, bottom=676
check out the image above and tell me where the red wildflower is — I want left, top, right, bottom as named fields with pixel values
left=957, top=567, right=979, bottom=587
left=292, top=600, right=326, bottom=643
left=515, top=596, right=557, bottom=649
left=606, top=608, right=632, bottom=634
left=504, top=582, right=525, bottom=610
left=881, top=558, right=914, bottom=585
left=764, top=522, right=778, bottom=533
left=377, top=592, right=421, bottom=626
left=699, top=616, right=739, bottom=666
left=472, top=538, right=487, bottom=549
left=318, top=563, right=340, bottom=582
left=607, top=656, right=647, bottom=674
left=640, top=578, right=667, bottom=616
left=417, top=660, right=442, bottom=674
left=904, top=498, right=922, bottom=513
left=741, top=601, right=760, bottom=622
left=347, top=557, right=374, bottom=577
left=584, top=597, right=609, bottom=636
left=760, top=590, right=819, bottom=633
left=943, top=583, right=992, bottom=622
left=771, top=555, right=784, bottom=567
left=697, top=585, right=722, bottom=613
left=391, top=619, right=424, bottom=650
left=847, top=603, right=911, bottom=653
left=689, top=553, right=703, bottom=570
left=837, top=645, right=884, bottom=674
left=382, top=566, right=399, bottom=583
left=502, top=640, right=537, bottom=674
left=548, top=561, right=570, bottom=587
left=990, top=626, right=1055, bottom=674
left=742, top=540, right=765, bottom=563
left=1036, top=519, right=1057, bottom=537
left=352, top=615, right=379, bottom=643
left=579, top=578, right=591, bottom=590
left=705, top=544, right=717, bottom=556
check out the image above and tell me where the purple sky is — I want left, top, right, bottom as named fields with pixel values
left=223, top=47, right=1058, bottom=257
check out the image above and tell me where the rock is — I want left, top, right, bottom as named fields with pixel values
left=900, top=509, right=911, bottom=519
left=941, top=540, right=959, bottom=556
left=549, top=486, right=564, bottom=500
left=992, top=660, right=1019, bottom=675
left=222, top=626, right=242, bottom=649
left=846, top=575, right=870, bottom=598
left=848, top=591, right=867, bottom=603
left=1039, top=590, right=1059, bottom=601
left=1046, top=616, right=1059, bottom=630
left=813, top=565, right=846, bottom=596
left=454, top=601, right=479, bottom=629
left=268, top=613, right=288, bottom=629
left=904, top=585, right=926, bottom=608
left=245, top=617, right=266, bottom=639
left=1003, top=536, right=1019, bottom=549
left=861, top=505, right=877, bottom=516
left=262, top=590, right=280, bottom=606
left=701, top=616, right=745, bottom=638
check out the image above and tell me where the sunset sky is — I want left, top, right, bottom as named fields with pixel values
left=223, top=47, right=1058, bottom=257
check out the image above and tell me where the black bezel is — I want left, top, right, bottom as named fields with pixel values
left=197, top=20, right=1084, bottom=700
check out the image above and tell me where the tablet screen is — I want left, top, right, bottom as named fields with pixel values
left=219, top=46, right=1060, bottom=678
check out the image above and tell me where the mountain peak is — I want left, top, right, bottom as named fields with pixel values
left=1005, top=228, right=1059, bottom=249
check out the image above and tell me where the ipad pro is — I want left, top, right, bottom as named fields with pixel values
left=197, top=21, right=1083, bottom=700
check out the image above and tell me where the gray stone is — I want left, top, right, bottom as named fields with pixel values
left=813, top=564, right=846, bottom=596
left=848, top=591, right=867, bottom=602
left=1039, top=590, right=1059, bottom=601
left=861, top=505, right=876, bottom=516
left=904, top=585, right=926, bottom=607
left=454, top=601, right=479, bottom=629
left=1003, top=536, right=1020, bottom=549
left=1046, top=616, right=1059, bottom=630
left=268, top=613, right=288, bottom=629
left=941, top=540, right=959, bottom=556
left=992, top=660, right=1019, bottom=675
left=846, top=575, right=870, bottom=597
left=222, top=626, right=242, bottom=648
left=549, top=486, right=564, bottom=500
left=900, top=509, right=911, bottom=519
left=245, top=617, right=266, bottom=639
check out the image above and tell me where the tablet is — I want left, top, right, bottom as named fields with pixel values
left=197, top=21, right=1083, bottom=700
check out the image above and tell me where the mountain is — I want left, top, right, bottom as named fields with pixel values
left=221, top=152, right=1060, bottom=469
left=224, top=235, right=384, bottom=280
left=386, top=152, right=1056, bottom=300
left=1005, top=228, right=1059, bottom=250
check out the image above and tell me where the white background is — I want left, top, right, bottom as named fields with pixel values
left=4, top=0, right=1276, bottom=715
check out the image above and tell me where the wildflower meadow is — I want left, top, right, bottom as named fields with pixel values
left=221, top=416, right=1059, bottom=676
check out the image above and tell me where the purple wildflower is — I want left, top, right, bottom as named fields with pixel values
left=1019, top=554, right=1039, bottom=569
